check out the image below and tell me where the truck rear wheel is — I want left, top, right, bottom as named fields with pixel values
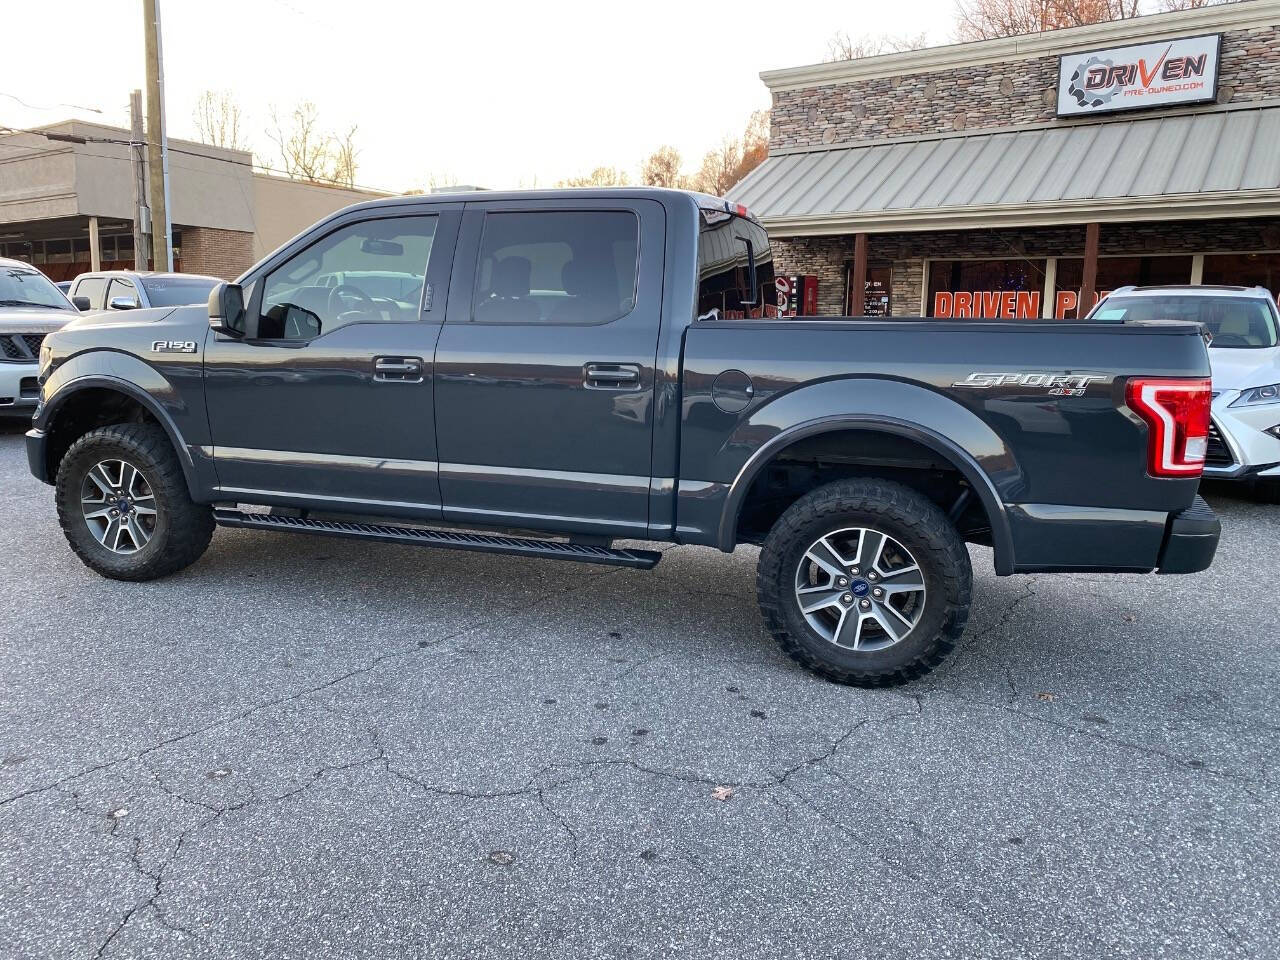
left=54, top=423, right=215, bottom=581
left=756, top=478, right=971, bottom=686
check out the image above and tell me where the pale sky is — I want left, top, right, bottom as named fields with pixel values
left=5, top=0, right=957, bottom=192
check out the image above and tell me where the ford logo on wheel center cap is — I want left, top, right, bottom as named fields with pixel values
left=850, top=579, right=871, bottom=597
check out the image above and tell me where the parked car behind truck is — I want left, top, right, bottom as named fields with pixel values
left=68, top=271, right=220, bottom=313
left=26, top=189, right=1220, bottom=685
left=0, top=258, right=78, bottom=419
left=1089, top=285, right=1280, bottom=499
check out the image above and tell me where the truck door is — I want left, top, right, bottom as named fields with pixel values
left=203, top=207, right=460, bottom=515
left=433, top=199, right=665, bottom=537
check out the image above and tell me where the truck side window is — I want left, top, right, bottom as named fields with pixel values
left=472, top=211, right=638, bottom=325
left=257, top=216, right=437, bottom=341
left=106, top=278, right=139, bottom=309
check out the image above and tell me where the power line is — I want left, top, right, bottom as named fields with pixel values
left=0, top=92, right=103, bottom=114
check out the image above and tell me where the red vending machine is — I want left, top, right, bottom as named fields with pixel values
left=775, top=275, right=818, bottom=316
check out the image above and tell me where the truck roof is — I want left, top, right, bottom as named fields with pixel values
left=340, top=186, right=757, bottom=220
left=73, top=270, right=222, bottom=282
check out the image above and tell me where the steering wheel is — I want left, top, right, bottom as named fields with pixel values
left=327, top=283, right=377, bottom=320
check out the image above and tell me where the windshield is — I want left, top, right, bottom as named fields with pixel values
left=0, top=265, right=74, bottom=311
left=140, top=276, right=219, bottom=307
left=1094, top=295, right=1280, bottom=348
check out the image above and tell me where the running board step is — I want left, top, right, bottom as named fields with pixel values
left=212, top=509, right=662, bottom=569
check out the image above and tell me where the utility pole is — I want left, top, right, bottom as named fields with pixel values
left=142, top=0, right=172, bottom=270
left=129, top=89, right=151, bottom=271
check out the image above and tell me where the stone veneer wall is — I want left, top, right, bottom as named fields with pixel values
left=770, top=24, right=1280, bottom=148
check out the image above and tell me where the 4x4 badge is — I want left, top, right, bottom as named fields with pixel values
left=151, top=340, right=198, bottom=354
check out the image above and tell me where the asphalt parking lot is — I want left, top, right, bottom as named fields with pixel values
left=0, top=421, right=1276, bottom=960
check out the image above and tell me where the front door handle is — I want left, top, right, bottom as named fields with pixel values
left=584, top=362, right=641, bottom=389
left=374, top=356, right=424, bottom=382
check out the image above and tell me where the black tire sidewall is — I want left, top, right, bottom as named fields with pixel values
left=760, top=480, right=970, bottom=683
left=56, top=430, right=177, bottom=578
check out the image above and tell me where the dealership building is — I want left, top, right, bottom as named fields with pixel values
left=0, top=121, right=384, bottom=282
left=730, top=0, right=1280, bottom=319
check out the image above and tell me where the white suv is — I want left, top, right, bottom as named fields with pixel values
left=0, top=258, right=79, bottom=419
left=1089, top=285, right=1280, bottom=496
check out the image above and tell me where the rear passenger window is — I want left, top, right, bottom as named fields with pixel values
left=472, top=211, right=638, bottom=324
left=697, top=214, right=776, bottom=320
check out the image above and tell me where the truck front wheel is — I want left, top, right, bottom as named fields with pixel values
left=756, top=478, right=972, bottom=686
left=54, top=424, right=215, bottom=581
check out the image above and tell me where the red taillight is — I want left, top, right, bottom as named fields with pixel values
left=1126, top=377, right=1212, bottom=477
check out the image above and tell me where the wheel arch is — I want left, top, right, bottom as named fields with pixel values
left=717, top=413, right=1016, bottom=575
left=39, top=375, right=198, bottom=496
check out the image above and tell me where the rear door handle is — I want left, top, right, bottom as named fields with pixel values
left=374, top=356, right=424, bottom=382
left=584, top=362, right=641, bottom=389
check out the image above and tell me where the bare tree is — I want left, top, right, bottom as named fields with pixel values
left=558, top=166, right=630, bottom=188
left=690, top=109, right=771, bottom=197
left=1157, top=0, right=1235, bottom=10
left=954, top=0, right=1142, bottom=41
left=825, top=31, right=929, bottom=61
left=737, top=109, right=769, bottom=182
left=428, top=170, right=460, bottom=191
left=265, top=101, right=360, bottom=186
left=640, top=145, right=685, bottom=188
left=330, top=125, right=358, bottom=188
left=692, top=138, right=744, bottom=197
left=193, top=90, right=247, bottom=151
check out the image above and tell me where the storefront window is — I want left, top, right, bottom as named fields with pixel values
left=1054, top=255, right=1192, bottom=319
left=846, top=265, right=891, bottom=316
left=927, top=259, right=1046, bottom=318
left=1202, top=253, right=1280, bottom=295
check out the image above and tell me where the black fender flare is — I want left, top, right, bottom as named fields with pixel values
left=717, top=414, right=1015, bottom=575
left=37, top=373, right=199, bottom=496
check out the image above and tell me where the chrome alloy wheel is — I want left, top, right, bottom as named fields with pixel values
left=81, top=459, right=158, bottom=554
left=794, top=526, right=927, bottom=651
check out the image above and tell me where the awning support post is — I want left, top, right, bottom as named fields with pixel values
left=850, top=232, right=868, bottom=316
left=1079, top=222, right=1100, bottom=319
left=88, top=216, right=100, bottom=272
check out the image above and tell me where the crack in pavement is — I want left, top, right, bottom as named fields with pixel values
left=0, top=565, right=628, bottom=813
left=926, top=688, right=1270, bottom=800
left=82, top=752, right=389, bottom=956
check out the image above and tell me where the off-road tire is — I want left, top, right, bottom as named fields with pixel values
left=55, top=423, right=214, bottom=581
left=757, top=478, right=971, bottom=686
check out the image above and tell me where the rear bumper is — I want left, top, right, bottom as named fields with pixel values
left=1007, top=497, right=1218, bottom=574
left=1156, top=495, right=1220, bottom=574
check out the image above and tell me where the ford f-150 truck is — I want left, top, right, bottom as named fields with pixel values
left=26, top=189, right=1220, bottom=686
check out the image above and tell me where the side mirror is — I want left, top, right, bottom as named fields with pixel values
left=208, top=282, right=245, bottom=337
left=109, top=295, right=139, bottom=310
left=72, top=295, right=91, bottom=311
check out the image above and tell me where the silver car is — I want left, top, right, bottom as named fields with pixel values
left=0, top=258, right=79, bottom=419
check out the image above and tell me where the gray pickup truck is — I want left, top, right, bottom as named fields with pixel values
left=26, top=189, right=1219, bottom=685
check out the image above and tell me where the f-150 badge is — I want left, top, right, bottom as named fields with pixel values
left=952, top=372, right=1106, bottom=397
left=151, top=340, right=198, bottom=354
